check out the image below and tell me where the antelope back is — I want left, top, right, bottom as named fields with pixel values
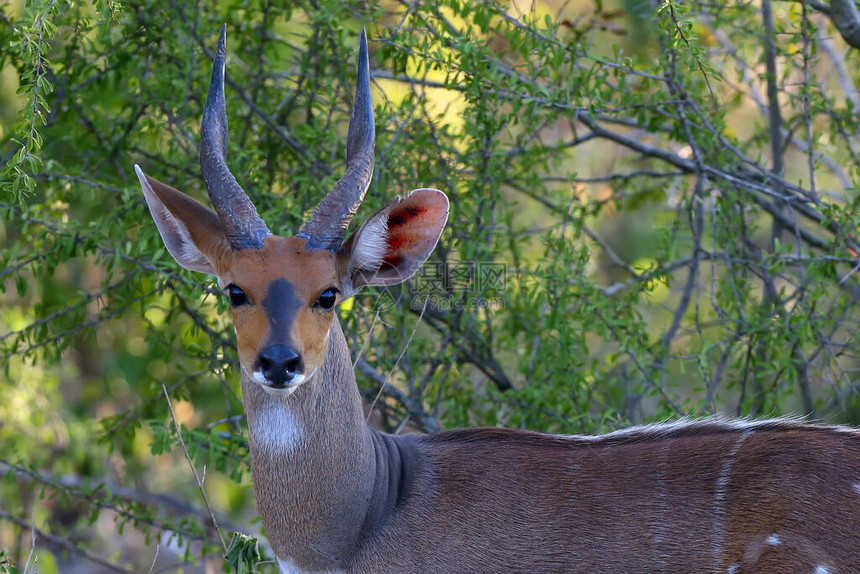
left=362, top=419, right=860, bottom=573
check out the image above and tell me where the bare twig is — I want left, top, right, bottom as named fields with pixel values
left=353, top=306, right=382, bottom=369
left=149, top=544, right=160, bottom=574
left=802, top=1, right=819, bottom=202
left=356, top=357, right=441, bottom=433
left=816, top=25, right=859, bottom=108
left=22, top=507, right=36, bottom=574
left=0, top=459, right=233, bottom=544
left=367, top=297, right=430, bottom=422
left=161, top=385, right=228, bottom=553
left=0, top=509, right=136, bottom=574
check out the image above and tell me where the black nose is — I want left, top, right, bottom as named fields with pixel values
left=257, top=345, right=303, bottom=386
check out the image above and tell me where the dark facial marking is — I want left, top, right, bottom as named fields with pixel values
left=261, top=278, right=302, bottom=347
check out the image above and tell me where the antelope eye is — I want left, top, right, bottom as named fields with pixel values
left=315, top=287, right=338, bottom=310
left=226, top=284, right=248, bottom=307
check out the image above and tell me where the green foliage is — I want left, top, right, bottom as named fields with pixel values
left=224, top=533, right=261, bottom=574
left=0, top=549, right=17, bottom=574
left=1, top=0, right=859, bottom=569
left=1, top=0, right=59, bottom=203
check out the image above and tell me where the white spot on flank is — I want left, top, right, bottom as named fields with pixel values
left=766, top=533, right=781, bottom=546
left=853, top=482, right=860, bottom=496
left=814, top=566, right=831, bottom=574
left=727, top=565, right=739, bottom=574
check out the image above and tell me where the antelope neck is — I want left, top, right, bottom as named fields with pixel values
left=240, top=320, right=423, bottom=570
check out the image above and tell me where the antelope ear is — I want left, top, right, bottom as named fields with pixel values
left=135, top=164, right=228, bottom=275
left=338, top=188, right=448, bottom=296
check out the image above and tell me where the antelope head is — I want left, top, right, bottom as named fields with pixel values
left=135, top=27, right=448, bottom=396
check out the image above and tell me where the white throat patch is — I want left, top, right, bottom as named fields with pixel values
left=277, top=557, right=344, bottom=574
left=248, top=401, right=304, bottom=454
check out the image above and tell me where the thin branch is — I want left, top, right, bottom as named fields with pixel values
left=0, top=509, right=137, bottom=574
left=708, top=25, right=854, bottom=190
left=801, top=3, right=819, bottom=202
left=816, top=24, right=859, bottom=109
left=581, top=224, right=640, bottom=278
left=355, top=357, right=441, bottom=433
left=367, top=297, right=429, bottom=422
left=829, top=0, right=860, bottom=49
left=22, top=507, right=36, bottom=574
left=806, top=0, right=831, bottom=13
left=149, top=544, right=160, bottom=574
left=0, top=459, right=242, bottom=537
left=161, top=385, right=228, bottom=553
left=579, top=117, right=857, bottom=255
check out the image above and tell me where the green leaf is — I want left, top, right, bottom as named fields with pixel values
left=224, top=533, right=262, bottom=574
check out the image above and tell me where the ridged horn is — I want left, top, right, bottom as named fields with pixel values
left=200, top=25, right=271, bottom=250
left=298, top=28, right=375, bottom=251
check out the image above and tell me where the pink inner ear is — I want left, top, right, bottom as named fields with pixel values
left=348, top=188, right=448, bottom=289
left=386, top=206, right=427, bottom=257
left=382, top=190, right=445, bottom=266
left=388, top=205, right=428, bottom=229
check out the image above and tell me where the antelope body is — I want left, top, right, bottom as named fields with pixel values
left=136, top=27, right=860, bottom=573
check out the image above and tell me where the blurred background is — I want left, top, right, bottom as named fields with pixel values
left=1, top=0, right=859, bottom=570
